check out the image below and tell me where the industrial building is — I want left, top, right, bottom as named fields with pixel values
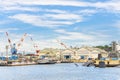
left=59, top=46, right=108, bottom=61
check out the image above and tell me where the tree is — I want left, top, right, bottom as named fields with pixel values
left=95, top=45, right=112, bottom=52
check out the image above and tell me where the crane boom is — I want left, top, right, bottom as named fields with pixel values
left=30, top=37, right=40, bottom=55
left=56, top=40, right=68, bottom=49
left=56, top=40, right=76, bottom=55
left=17, top=33, right=27, bottom=48
left=6, top=32, right=12, bottom=48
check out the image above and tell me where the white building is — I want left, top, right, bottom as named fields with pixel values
left=60, top=46, right=108, bottom=60
left=60, top=49, right=75, bottom=60
left=116, top=44, right=120, bottom=53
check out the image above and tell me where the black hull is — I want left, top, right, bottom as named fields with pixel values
left=38, top=62, right=56, bottom=64
left=94, top=64, right=120, bottom=67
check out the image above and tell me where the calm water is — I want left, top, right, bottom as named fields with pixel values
left=0, top=63, right=120, bottom=80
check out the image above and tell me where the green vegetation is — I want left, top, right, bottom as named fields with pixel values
left=95, top=45, right=112, bottom=52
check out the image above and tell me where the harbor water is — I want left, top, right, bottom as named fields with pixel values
left=0, top=63, right=120, bottom=80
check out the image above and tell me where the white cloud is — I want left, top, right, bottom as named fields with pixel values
left=55, top=29, right=95, bottom=40
left=53, top=29, right=113, bottom=48
left=0, top=0, right=120, bottom=13
left=89, top=32, right=110, bottom=38
left=43, top=9, right=67, bottom=14
left=113, top=21, right=120, bottom=35
left=44, top=13, right=82, bottom=20
left=76, top=9, right=97, bottom=16
left=0, top=0, right=90, bottom=7
left=0, top=0, right=119, bottom=52
left=92, top=1, right=120, bottom=13
left=2, top=6, right=40, bottom=12
left=9, top=13, right=83, bottom=28
left=55, top=29, right=111, bottom=42
left=114, top=21, right=120, bottom=28
left=0, top=3, right=67, bottom=13
left=75, top=40, right=111, bottom=46
left=0, top=28, right=19, bottom=33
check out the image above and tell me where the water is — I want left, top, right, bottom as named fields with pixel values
left=0, top=63, right=120, bottom=80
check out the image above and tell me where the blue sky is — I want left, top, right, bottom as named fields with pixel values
left=0, top=0, right=120, bottom=52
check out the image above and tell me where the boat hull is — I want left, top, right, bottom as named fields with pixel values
left=37, top=59, right=56, bottom=64
left=0, top=61, right=36, bottom=66
left=94, top=60, right=120, bottom=67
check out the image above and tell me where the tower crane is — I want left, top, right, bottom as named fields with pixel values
left=5, top=32, right=27, bottom=55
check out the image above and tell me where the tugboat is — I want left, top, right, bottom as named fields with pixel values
left=94, top=58, right=120, bottom=67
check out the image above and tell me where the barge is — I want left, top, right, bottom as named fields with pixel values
left=0, top=60, right=36, bottom=66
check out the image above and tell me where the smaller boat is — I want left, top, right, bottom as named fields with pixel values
left=61, top=60, right=73, bottom=63
left=37, top=58, right=56, bottom=64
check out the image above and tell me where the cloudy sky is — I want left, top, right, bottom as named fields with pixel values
left=0, top=0, right=120, bottom=52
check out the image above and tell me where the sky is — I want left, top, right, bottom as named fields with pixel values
left=0, top=0, right=120, bottom=52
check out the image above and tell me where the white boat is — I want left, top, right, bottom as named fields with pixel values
left=37, top=58, right=56, bottom=64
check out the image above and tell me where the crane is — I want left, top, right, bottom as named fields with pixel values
left=5, top=32, right=27, bottom=55
left=6, top=32, right=12, bottom=48
left=30, top=37, right=40, bottom=55
left=56, top=40, right=76, bottom=55
left=17, top=33, right=27, bottom=48
left=56, top=40, right=78, bottom=66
